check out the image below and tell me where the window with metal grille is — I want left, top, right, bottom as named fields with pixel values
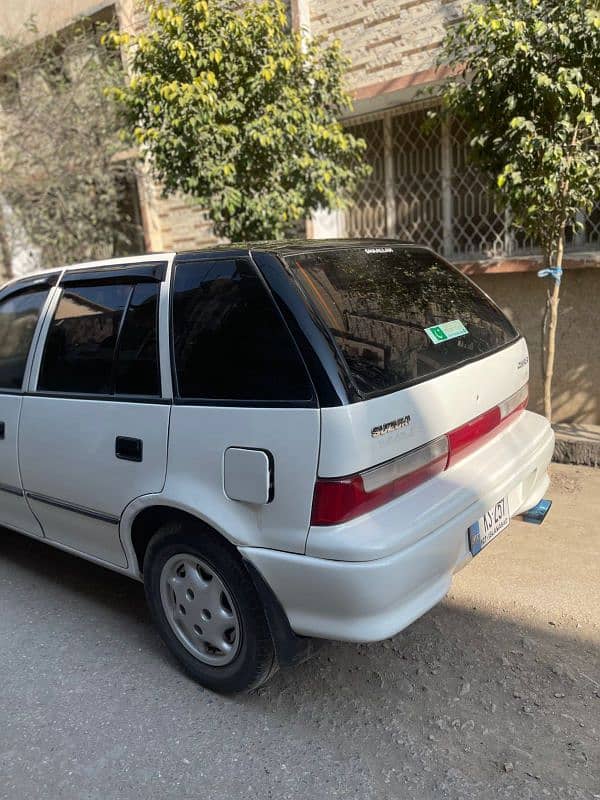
left=345, top=102, right=600, bottom=261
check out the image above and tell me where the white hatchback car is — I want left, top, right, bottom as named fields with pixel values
left=0, top=241, right=553, bottom=692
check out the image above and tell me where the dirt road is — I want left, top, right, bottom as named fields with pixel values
left=0, top=463, right=598, bottom=799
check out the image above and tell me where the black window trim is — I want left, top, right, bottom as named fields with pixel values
left=251, top=251, right=350, bottom=408
left=32, top=275, right=165, bottom=403
left=59, top=261, right=167, bottom=287
left=169, top=254, right=318, bottom=409
left=110, top=284, right=136, bottom=394
left=113, top=281, right=163, bottom=399
left=23, top=390, right=171, bottom=405
left=0, top=273, right=60, bottom=305
left=0, top=278, right=57, bottom=395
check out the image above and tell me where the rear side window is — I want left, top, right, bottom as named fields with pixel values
left=38, top=281, right=160, bottom=397
left=286, top=246, right=518, bottom=398
left=0, top=287, right=49, bottom=390
left=114, top=283, right=161, bottom=396
left=172, top=258, right=313, bottom=402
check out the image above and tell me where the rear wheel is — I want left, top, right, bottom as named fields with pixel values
left=143, top=522, right=276, bottom=693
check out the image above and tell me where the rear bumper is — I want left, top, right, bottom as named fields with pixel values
left=240, top=411, right=554, bottom=642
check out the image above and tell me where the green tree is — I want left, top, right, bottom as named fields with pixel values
left=437, top=0, right=600, bottom=420
left=0, top=19, right=143, bottom=280
left=104, top=0, right=368, bottom=242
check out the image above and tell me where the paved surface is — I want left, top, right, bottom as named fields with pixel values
left=0, top=463, right=598, bottom=800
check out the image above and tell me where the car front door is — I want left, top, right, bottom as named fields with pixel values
left=0, top=277, right=55, bottom=537
left=18, top=261, right=172, bottom=568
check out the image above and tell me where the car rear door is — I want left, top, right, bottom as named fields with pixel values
left=284, top=244, right=528, bottom=478
left=0, top=277, right=55, bottom=537
left=18, top=260, right=171, bottom=568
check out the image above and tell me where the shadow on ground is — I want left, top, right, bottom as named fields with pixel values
left=0, top=526, right=598, bottom=800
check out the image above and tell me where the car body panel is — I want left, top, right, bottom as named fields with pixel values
left=19, top=396, right=171, bottom=567
left=305, top=408, right=553, bottom=562
left=165, top=405, right=320, bottom=554
left=0, top=394, right=43, bottom=537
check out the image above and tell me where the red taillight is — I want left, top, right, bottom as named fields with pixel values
left=447, top=383, right=528, bottom=467
left=311, top=437, right=448, bottom=526
left=446, top=406, right=501, bottom=467
left=311, top=383, right=528, bottom=526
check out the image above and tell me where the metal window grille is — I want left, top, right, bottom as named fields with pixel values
left=345, top=119, right=387, bottom=239
left=393, top=108, right=444, bottom=252
left=345, top=102, right=600, bottom=260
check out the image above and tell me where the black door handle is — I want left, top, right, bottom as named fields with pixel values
left=0, top=422, right=4, bottom=440
left=115, top=436, right=143, bottom=462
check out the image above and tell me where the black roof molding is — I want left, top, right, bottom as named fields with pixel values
left=175, top=238, right=417, bottom=261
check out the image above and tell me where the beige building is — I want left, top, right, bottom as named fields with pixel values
left=2, top=0, right=600, bottom=422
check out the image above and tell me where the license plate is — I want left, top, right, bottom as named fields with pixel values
left=468, top=496, right=510, bottom=555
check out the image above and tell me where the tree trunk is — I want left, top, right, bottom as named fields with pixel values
left=0, top=204, right=14, bottom=283
left=542, top=232, right=564, bottom=421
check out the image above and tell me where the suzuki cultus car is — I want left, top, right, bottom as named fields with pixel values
left=0, top=241, right=553, bottom=692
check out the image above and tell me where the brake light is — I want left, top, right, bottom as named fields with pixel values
left=311, top=437, right=448, bottom=526
left=447, top=383, right=528, bottom=467
left=446, top=406, right=501, bottom=466
left=311, top=383, right=528, bottom=526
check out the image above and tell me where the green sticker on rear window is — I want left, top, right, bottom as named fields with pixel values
left=425, top=320, right=468, bottom=344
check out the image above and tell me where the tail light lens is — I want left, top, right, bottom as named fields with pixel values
left=311, top=383, right=528, bottom=526
left=311, top=437, right=448, bottom=526
left=499, top=382, right=529, bottom=420
left=446, top=406, right=502, bottom=467
left=446, top=383, right=529, bottom=467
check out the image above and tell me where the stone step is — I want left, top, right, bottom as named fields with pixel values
left=553, top=423, right=600, bottom=467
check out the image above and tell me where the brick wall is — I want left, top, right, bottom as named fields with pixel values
left=309, top=0, right=464, bottom=92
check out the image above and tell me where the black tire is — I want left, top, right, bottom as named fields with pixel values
left=143, top=521, right=276, bottom=693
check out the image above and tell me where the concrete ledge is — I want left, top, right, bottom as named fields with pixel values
left=553, top=423, right=600, bottom=467
left=458, top=251, right=600, bottom=276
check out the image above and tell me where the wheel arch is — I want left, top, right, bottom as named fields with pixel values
left=120, top=497, right=239, bottom=578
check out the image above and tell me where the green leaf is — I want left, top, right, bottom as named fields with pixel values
left=104, top=0, right=368, bottom=240
left=434, top=0, right=600, bottom=257
left=536, top=73, right=552, bottom=88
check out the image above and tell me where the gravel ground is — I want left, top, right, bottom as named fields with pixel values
left=0, top=463, right=598, bottom=800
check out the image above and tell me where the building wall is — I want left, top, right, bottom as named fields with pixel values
left=473, top=270, right=600, bottom=425
left=2, top=0, right=111, bottom=38
left=309, top=0, right=463, bottom=98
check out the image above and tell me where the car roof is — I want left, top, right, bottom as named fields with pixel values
left=1, top=239, right=421, bottom=294
left=181, top=238, right=415, bottom=258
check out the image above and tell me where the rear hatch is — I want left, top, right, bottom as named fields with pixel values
left=283, top=244, right=529, bottom=524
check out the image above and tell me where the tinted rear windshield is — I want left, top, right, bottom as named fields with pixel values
left=285, top=246, right=518, bottom=398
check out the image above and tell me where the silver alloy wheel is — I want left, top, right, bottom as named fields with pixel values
left=159, top=554, right=241, bottom=666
